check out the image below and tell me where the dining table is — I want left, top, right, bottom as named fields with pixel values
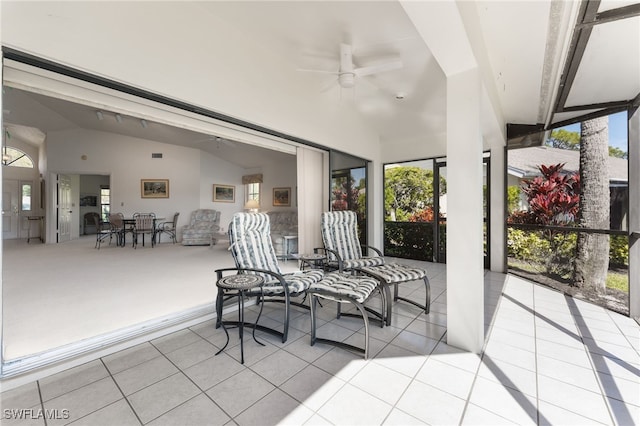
left=119, top=216, right=165, bottom=247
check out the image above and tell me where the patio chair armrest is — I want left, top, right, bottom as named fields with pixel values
left=361, top=245, right=383, bottom=257
left=312, top=247, right=344, bottom=272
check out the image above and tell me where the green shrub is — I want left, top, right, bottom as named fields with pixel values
left=610, top=235, right=629, bottom=266
left=507, top=228, right=550, bottom=263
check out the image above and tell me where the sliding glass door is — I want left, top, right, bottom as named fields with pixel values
left=329, top=151, right=368, bottom=246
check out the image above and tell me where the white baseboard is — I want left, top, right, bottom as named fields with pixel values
left=0, top=302, right=230, bottom=391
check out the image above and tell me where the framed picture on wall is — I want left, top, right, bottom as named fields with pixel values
left=79, top=194, right=97, bottom=206
left=273, top=187, right=291, bottom=207
left=141, top=179, right=170, bottom=198
left=213, top=184, right=235, bottom=202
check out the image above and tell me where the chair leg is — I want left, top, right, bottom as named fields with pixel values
left=215, top=287, right=224, bottom=329
left=352, top=301, right=370, bottom=359
left=282, top=291, right=290, bottom=343
left=423, top=276, right=431, bottom=314
left=310, top=295, right=317, bottom=346
left=309, top=294, right=370, bottom=359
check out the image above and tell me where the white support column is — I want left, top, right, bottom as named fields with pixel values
left=296, top=146, right=326, bottom=255
left=628, top=107, right=639, bottom=319
left=446, top=68, right=485, bottom=353
left=490, top=145, right=506, bottom=272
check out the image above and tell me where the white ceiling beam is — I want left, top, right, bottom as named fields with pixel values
left=401, top=0, right=507, bottom=147
left=400, top=1, right=477, bottom=77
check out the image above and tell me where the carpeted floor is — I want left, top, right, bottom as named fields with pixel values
left=1, top=235, right=298, bottom=360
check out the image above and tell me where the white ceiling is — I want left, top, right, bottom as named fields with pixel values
left=3, top=1, right=639, bottom=160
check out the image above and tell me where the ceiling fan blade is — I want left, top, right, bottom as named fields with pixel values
left=354, top=59, right=403, bottom=77
left=296, top=68, right=339, bottom=75
left=320, top=76, right=339, bottom=93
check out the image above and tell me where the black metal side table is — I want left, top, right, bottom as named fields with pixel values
left=215, top=274, right=265, bottom=364
left=299, top=253, right=327, bottom=271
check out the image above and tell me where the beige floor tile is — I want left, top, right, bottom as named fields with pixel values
left=42, top=377, right=122, bottom=426
left=70, top=399, right=139, bottom=426
left=113, top=355, right=179, bottom=395
left=280, top=365, right=345, bottom=411
left=147, top=394, right=230, bottom=426
left=127, top=373, right=200, bottom=424
left=250, top=349, right=309, bottom=386
left=206, top=369, right=275, bottom=418
left=234, top=388, right=314, bottom=426
left=39, top=360, right=109, bottom=402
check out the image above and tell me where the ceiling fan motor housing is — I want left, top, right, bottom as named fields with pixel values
left=339, top=73, right=355, bottom=88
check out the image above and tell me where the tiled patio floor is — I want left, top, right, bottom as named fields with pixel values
left=2, top=264, right=639, bottom=425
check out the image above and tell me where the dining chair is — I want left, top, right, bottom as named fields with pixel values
left=155, top=212, right=180, bottom=244
left=321, top=210, right=431, bottom=325
left=132, top=212, right=156, bottom=248
left=108, top=212, right=128, bottom=247
left=93, top=214, right=112, bottom=249
left=220, top=212, right=324, bottom=343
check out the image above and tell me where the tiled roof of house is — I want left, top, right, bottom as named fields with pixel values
left=508, top=146, right=628, bottom=182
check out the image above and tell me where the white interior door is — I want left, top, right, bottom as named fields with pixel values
left=2, top=179, right=20, bottom=239
left=58, top=174, right=72, bottom=243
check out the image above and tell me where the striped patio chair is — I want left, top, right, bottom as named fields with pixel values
left=217, top=212, right=323, bottom=343
left=321, top=210, right=385, bottom=271
left=321, top=210, right=431, bottom=325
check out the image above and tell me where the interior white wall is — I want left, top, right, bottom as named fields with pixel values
left=255, top=156, right=298, bottom=214
left=199, top=151, right=245, bottom=233
left=43, top=128, right=294, bottom=241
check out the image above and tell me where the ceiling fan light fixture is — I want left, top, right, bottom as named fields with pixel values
left=339, top=72, right=355, bottom=88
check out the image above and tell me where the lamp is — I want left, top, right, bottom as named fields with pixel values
left=244, top=199, right=260, bottom=213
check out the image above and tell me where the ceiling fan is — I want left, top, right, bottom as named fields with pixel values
left=299, top=43, right=403, bottom=90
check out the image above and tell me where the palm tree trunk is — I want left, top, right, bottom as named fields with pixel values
left=573, top=116, right=610, bottom=291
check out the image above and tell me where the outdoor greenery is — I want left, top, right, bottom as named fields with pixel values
left=384, top=166, right=445, bottom=222
left=507, top=186, right=521, bottom=213
left=384, top=221, right=434, bottom=261
left=547, top=128, right=580, bottom=150
left=546, top=128, right=628, bottom=158
left=508, top=227, right=629, bottom=295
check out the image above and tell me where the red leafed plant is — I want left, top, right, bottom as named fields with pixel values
left=509, top=163, right=580, bottom=226
left=408, top=207, right=443, bottom=223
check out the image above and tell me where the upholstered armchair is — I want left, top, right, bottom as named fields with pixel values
left=182, top=209, right=221, bottom=246
left=267, top=210, right=298, bottom=259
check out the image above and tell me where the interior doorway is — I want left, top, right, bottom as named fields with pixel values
left=57, top=174, right=72, bottom=243
left=2, top=179, right=20, bottom=239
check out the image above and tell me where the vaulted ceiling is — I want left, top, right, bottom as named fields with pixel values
left=2, top=1, right=639, bottom=161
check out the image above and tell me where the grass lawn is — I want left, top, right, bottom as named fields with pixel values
left=508, top=258, right=629, bottom=293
